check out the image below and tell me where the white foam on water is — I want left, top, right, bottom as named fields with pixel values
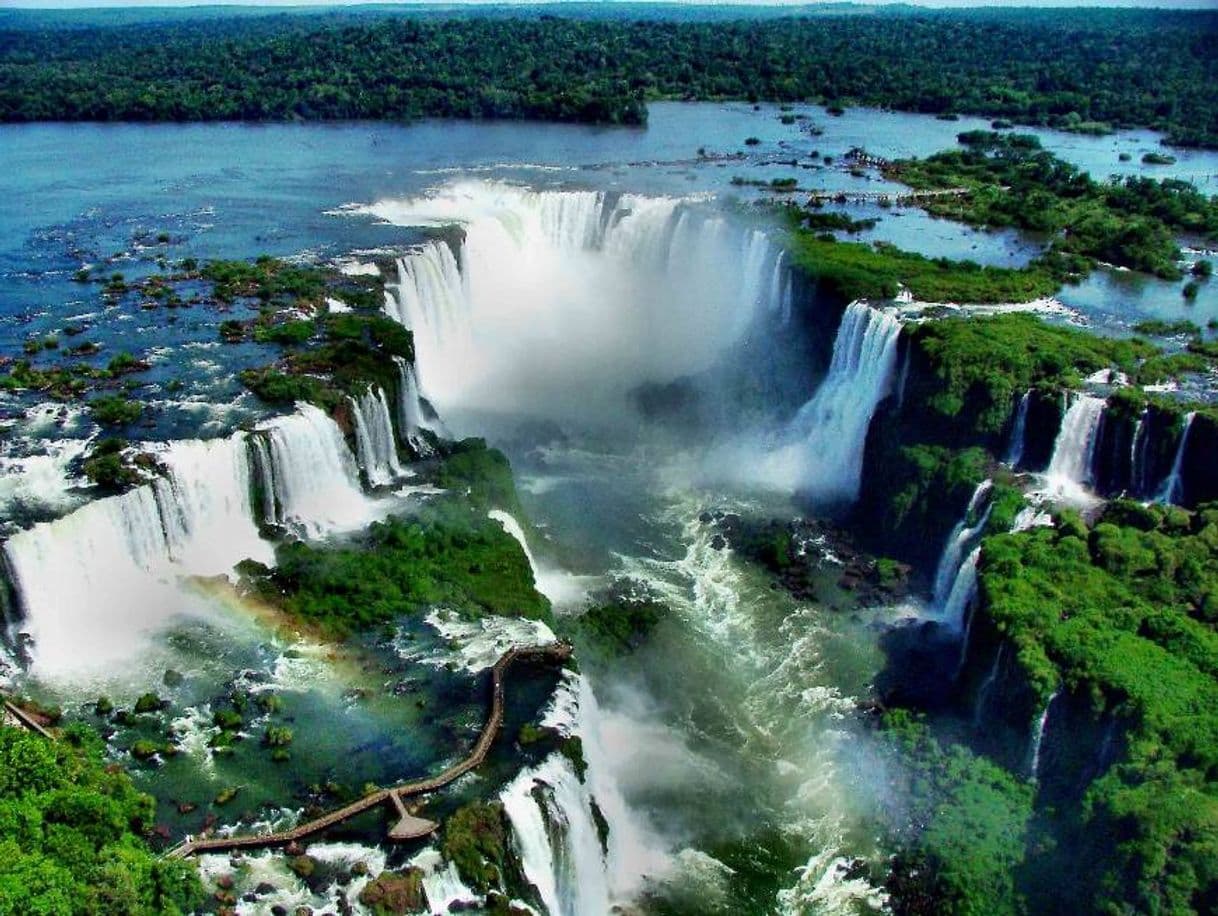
left=0, top=437, right=89, bottom=523
left=408, top=847, right=480, bottom=914
left=419, top=609, right=557, bottom=673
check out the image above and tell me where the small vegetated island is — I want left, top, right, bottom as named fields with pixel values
left=785, top=130, right=1218, bottom=306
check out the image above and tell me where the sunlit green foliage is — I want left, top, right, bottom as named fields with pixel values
left=974, top=501, right=1218, bottom=912
left=787, top=234, right=1059, bottom=304
left=252, top=319, right=314, bottom=346
left=201, top=257, right=327, bottom=306
left=908, top=314, right=1152, bottom=433
left=240, top=499, right=549, bottom=637
left=891, top=133, right=1218, bottom=279
left=433, top=439, right=521, bottom=514
left=81, top=438, right=141, bottom=490
left=883, top=712, right=1033, bottom=916
left=880, top=445, right=989, bottom=538
left=230, top=262, right=413, bottom=410
left=441, top=802, right=509, bottom=894
left=0, top=360, right=94, bottom=400
left=0, top=724, right=202, bottom=915
left=87, top=394, right=143, bottom=427
left=569, top=594, right=664, bottom=658
left=237, top=369, right=337, bottom=410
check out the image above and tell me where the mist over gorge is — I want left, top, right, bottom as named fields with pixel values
left=367, top=182, right=795, bottom=428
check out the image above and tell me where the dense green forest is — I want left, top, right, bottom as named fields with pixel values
left=0, top=723, right=202, bottom=914
left=1, top=9, right=1216, bottom=145
left=968, top=502, right=1218, bottom=914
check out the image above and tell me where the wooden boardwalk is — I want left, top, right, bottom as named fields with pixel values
left=2, top=699, right=55, bottom=740
left=166, top=641, right=572, bottom=858
left=804, top=185, right=978, bottom=204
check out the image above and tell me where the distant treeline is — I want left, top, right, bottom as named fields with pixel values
left=1, top=10, right=1216, bottom=145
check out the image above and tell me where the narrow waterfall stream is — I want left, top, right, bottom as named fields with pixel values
left=1157, top=411, right=1196, bottom=505
left=1005, top=391, right=1031, bottom=467
left=350, top=385, right=405, bottom=487
left=1028, top=690, right=1060, bottom=782
left=1044, top=394, right=1106, bottom=504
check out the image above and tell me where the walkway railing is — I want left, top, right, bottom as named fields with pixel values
left=165, top=640, right=572, bottom=858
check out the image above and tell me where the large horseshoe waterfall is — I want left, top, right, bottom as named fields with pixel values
left=370, top=182, right=793, bottom=423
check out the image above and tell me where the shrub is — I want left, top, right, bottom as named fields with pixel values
left=88, top=395, right=142, bottom=427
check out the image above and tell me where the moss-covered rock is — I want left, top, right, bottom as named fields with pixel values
left=441, top=802, right=509, bottom=893
left=358, top=868, right=429, bottom=914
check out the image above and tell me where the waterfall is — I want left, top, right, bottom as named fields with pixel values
left=941, top=546, right=981, bottom=632
left=768, top=251, right=793, bottom=324
left=973, top=644, right=1004, bottom=727
left=932, top=480, right=993, bottom=608
left=1156, top=412, right=1195, bottom=505
left=384, top=243, right=471, bottom=391
left=349, top=385, right=405, bottom=487
left=501, top=752, right=610, bottom=916
left=894, top=339, right=911, bottom=409
left=1005, top=391, right=1030, bottom=467
left=499, top=672, right=661, bottom=914
left=363, top=181, right=792, bottom=420
left=767, top=302, right=902, bottom=502
left=2, top=433, right=273, bottom=680
left=1129, top=409, right=1149, bottom=497
left=1044, top=394, right=1105, bottom=501
left=501, top=675, right=613, bottom=915
left=156, top=436, right=275, bottom=575
left=407, top=849, right=478, bottom=915
left=1011, top=504, right=1052, bottom=531
left=1028, top=690, right=1059, bottom=782
left=537, top=189, right=608, bottom=249
left=488, top=509, right=539, bottom=581
left=260, top=403, right=373, bottom=537
left=6, top=488, right=180, bottom=679
left=489, top=507, right=583, bottom=606
left=248, top=434, right=278, bottom=526
left=1095, top=716, right=1118, bottom=776
left=1, top=400, right=384, bottom=680
left=393, top=356, right=442, bottom=458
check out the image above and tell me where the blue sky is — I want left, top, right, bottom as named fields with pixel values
left=4, top=0, right=1214, bottom=8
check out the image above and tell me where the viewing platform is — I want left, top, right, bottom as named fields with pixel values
left=165, top=640, right=573, bottom=858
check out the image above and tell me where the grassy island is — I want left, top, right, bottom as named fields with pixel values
left=786, top=232, right=1060, bottom=305
left=887, top=132, right=1218, bottom=281
left=239, top=441, right=550, bottom=638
